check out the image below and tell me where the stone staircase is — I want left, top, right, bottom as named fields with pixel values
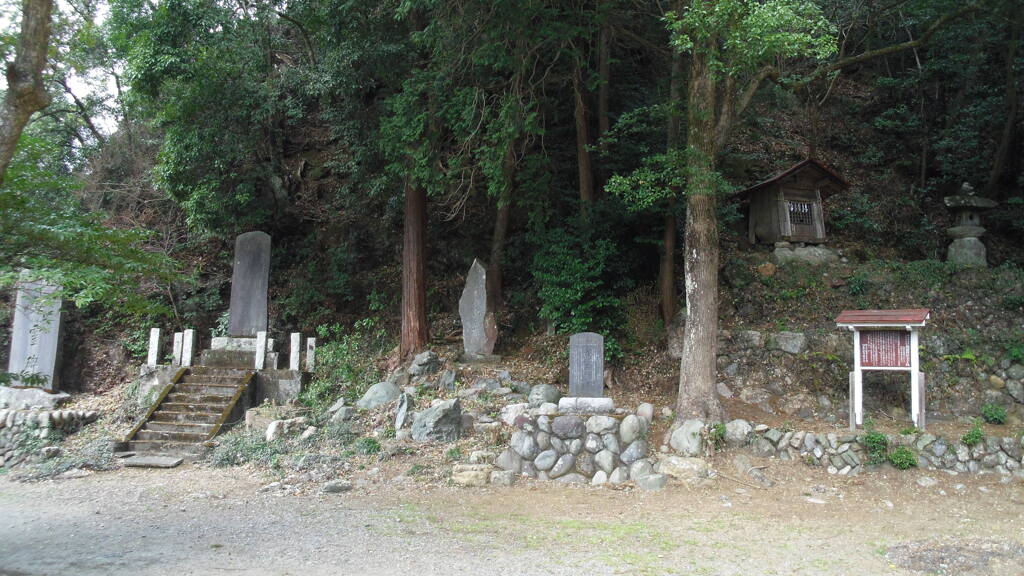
left=125, top=366, right=254, bottom=458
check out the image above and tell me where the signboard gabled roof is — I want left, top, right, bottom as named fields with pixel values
left=835, top=308, right=930, bottom=327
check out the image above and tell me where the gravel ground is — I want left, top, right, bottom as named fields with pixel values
left=1, top=460, right=1023, bottom=576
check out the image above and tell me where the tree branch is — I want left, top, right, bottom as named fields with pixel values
left=792, top=3, right=980, bottom=90
left=715, top=65, right=777, bottom=151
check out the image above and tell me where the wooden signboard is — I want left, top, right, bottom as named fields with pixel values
left=859, top=330, right=911, bottom=368
left=836, top=309, right=930, bottom=430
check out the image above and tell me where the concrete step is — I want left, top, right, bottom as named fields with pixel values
left=180, top=374, right=243, bottom=385
left=200, top=349, right=256, bottom=368
left=188, top=366, right=253, bottom=378
left=160, top=401, right=230, bottom=413
left=126, top=440, right=205, bottom=457
left=150, top=411, right=222, bottom=424
left=145, top=421, right=217, bottom=435
left=174, top=384, right=239, bottom=396
left=123, top=455, right=183, bottom=468
left=166, top=392, right=237, bottom=404
left=135, top=429, right=208, bottom=443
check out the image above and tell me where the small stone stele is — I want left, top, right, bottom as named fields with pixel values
left=458, top=259, right=498, bottom=360
left=568, top=332, right=604, bottom=398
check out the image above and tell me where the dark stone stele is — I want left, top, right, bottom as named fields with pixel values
left=228, top=231, right=271, bottom=337
left=568, top=332, right=604, bottom=397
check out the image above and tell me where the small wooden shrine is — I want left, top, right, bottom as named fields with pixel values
left=836, top=309, right=930, bottom=430
left=735, top=159, right=849, bottom=245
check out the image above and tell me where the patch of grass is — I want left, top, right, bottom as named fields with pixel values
left=445, top=447, right=463, bottom=462
left=961, top=421, right=984, bottom=447
left=899, top=426, right=919, bottom=435
left=210, top=431, right=288, bottom=467
left=354, top=437, right=381, bottom=455
left=887, top=447, right=917, bottom=470
left=980, top=403, right=1007, bottom=425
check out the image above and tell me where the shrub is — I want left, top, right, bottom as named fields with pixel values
left=899, top=426, right=919, bottom=435
left=961, top=421, right=984, bottom=447
left=863, top=429, right=889, bottom=466
left=709, top=423, right=726, bottom=450
left=887, top=447, right=917, bottom=470
left=980, top=403, right=1007, bottom=425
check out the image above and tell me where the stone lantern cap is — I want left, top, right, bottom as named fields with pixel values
left=943, top=183, right=997, bottom=210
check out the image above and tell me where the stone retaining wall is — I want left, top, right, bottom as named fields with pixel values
left=490, top=399, right=654, bottom=486
left=727, top=420, right=1024, bottom=478
left=0, top=408, right=100, bottom=467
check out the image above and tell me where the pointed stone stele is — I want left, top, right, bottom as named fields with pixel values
left=458, top=259, right=499, bottom=362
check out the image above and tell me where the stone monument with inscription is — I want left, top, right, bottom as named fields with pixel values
left=568, top=332, right=603, bottom=397
left=228, top=231, right=271, bottom=337
left=458, top=259, right=498, bottom=361
left=7, top=273, right=63, bottom=391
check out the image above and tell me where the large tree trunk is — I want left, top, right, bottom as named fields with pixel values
left=573, top=64, right=595, bottom=206
left=400, top=181, right=429, bottom=359
left=0, top=0, right=53, bottom=186
left=659, top=48, right=685, bottom=325
left=987, top=5, right=1021, bottom=196
left=487, top=144, right=515, bottom=312
left=674, top=48, right=725, bottom=423
left=595, top=23, right=611, bottom=193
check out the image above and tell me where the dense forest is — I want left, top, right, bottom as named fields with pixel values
left=1, top=0, right=1023, bottom=420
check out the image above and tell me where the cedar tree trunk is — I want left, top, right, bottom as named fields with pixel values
left=400, top=181, right=429, bottom=359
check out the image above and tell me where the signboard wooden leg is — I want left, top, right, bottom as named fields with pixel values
left=848, top=372, right=856, bottom=430
left=916, top=373, right=926, bottom=430
left=854, top=369, right=864, bottom=426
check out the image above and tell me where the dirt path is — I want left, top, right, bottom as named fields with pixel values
left=1, top=460, right=1023, bottom=576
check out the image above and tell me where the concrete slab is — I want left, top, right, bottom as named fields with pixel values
left=123, top=456, right=183, bottom=469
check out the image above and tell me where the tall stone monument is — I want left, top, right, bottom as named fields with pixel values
left=569, top=332, right=603, bottom=397
left=7, top=274, right=62, bottom=391
left=459, top=259, right=497, bottom=360
left=228, top=231, right=271, bottom=337
left=944, top=183, right=997, bottom=268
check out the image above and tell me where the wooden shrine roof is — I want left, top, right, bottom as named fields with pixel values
left=734, top=158, right=850, bottom=199
left=835, top=309, right=930, bottom=327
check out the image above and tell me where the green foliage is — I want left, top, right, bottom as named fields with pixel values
left=980, top=403, right=1007, bottom=425
left=709, top=422, right=726, bottom=450
left=887, top=447, right=917, bottom=470
left=899, top=426, right=919, bottom=435
left=831, top=192, right=882, bottom=237
left=531, top=213, right=630, bottom=358
left=666, top=0, right=836, bottom=74
left=961, top=421, right=984, bottom=447
left=299, top=318, right=390, bottom=414
left=862, top=427, right=889, bottom=466
left=0, top=134, right=175, bottom=314
left=354, top=437, right=381, bottom=456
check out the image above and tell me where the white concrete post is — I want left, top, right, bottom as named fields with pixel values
left=172, top=332, right=184, bottom=366
left=255, top=331, right=267, bottom=370
left=305, top=338, right=316, bottom=372
left=910, top=328, right=921, bottom=428
left=147, top=328, right=161, bottom=367
left=853, top=329, right=863, bottom=426
left=182, top=329, right=196, bottom=367
left=289, top=333, right=301, bottom=371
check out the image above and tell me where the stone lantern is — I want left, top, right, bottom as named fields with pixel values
left=944, top=182, right=997, bottom=267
